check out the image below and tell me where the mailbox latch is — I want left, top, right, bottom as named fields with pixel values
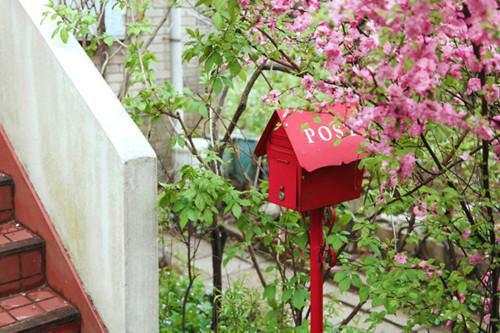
left=279, top=186, right=285, bottom=201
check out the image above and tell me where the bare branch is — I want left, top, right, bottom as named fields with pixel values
left=218, top=62, right=266, bottom=156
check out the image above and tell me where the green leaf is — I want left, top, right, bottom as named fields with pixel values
left=213, top=0, right=226, bottom=11
left=205, top=51, right=223, bottom=72
left=213, top=77, right=223, bottom=94
left=60, top=28, right=69, bottom=43
left=457, top=281, right=467, bottom=293
left=351, top=274, right=362, bottom=288
left=359, top=286, right=369, bottom=302
left=339, top=277, right=351, bottom=292
left=239, top=199, right=251, bottom=206
left=202, top=210, right=213, bottom=224
left=263, top=285, right=276, bottom=302
left=334, top=271, right=348, bottom=283
left=212, top=12, right=225, bottom=30
left=326, top=234, right=344, bottom=251
left=195, top=0, right=211, bottom=6
left=228, top=60, right=241, bottom=77
left=103, top=35, right=113, bottom=46
left=282, top=289, right=293, bottom=302
left=195, top=195, right=205, bottom=210
left=291, top=288, right=308, bottom=309
left=179, top=212, right=189, bottom=229
left=371, top=295, right=385, bottom=307
left=231, top=204, right=242, bottom=218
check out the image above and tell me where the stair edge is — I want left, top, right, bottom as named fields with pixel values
left=0, top=237, right=44, bottom=259
left=1, top=306, right=80, bottom=333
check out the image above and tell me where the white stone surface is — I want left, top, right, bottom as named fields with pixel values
left=0, top=1, right=158, bottom=332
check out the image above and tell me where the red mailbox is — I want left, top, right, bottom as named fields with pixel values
left=255, top=103, right=364, bottom=211
left=255, top=103, right=365, bottom=333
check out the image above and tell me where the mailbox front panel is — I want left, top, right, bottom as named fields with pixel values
left=267, top=143, right=299, bottom=210
left=298, top=162, right=363, bottom=211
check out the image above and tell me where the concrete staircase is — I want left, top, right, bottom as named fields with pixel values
left=0, top=173, right=80, bottom=332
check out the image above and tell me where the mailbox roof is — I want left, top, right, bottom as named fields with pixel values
left=255, top=104, right=365, bottom=172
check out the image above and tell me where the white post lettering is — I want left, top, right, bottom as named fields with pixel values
left=318, top=126, right=333, bottom=141
left=304, top=128, right=316, bottom=144
left=331, top=125, right=343, bottom=138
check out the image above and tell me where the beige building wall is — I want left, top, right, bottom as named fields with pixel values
left=102, top=0, right=210, bottom=181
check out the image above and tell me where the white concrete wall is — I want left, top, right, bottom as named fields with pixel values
left=0, top=1, right=158, bottom=332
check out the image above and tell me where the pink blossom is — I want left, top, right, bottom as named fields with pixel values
left=484, top=84, right=500, bottom=102
left=468, top=253, right=484, bottom=265
left=327, top=0, right=346, bottom=23
left=407, top=70, right=435, bottom=95
left=437, top=63, right=450, bottom=76
left=315, top=80, right=337, bottom=98
left=408, top=122, right=426, bottom=137
left=387, top=84, right=404, bottom=99
left=493, top=116, right=500, bottom=131
left=418, top=260, right=428, bottom=269
left=432, top=103, right=467, bottom=128
left=449, top=64, right=463, bottom=78
left=303, top=74, right=314, bottom=90
left=398, top=153, right=415, bottom=179
left=413, top=201, right=427, bottom=218
left=261, top=89, right=281, bottom=105
left=324, top=43, right=345, bottom=74
left=460, top=152, right=471, bottom=161
left=383, top=41, right=392, bottom=55
left=352, top=66, right=371, bottom=82
left=302, top=75, right=315, bottom=99
left=269, top=0, right=296, bottom=14
left=238, top=0, right=250, bottom=9
left=404, top=2, right=433, bottom=39
left=267, top=17, right=277, bottom=29
left=366, top=138, right=393, bottom=155
left=466, top=78, right=482, bottom=94
left=240, top=0, right=498, bottom=210
left=257, top=55, right=266, bottom=65
left=461, top=229, right=470, bottom=240
left=394, top=253, right=408, bottom=264
left=494, top=140, right=500, bottom=161
left=465, top=0, right=497, bottom=21
left=287, top=12, right=312, bottom=32
left=475, top=122, right=494, bottom=141
left=484, top=298, right=491, bottom=312
left=376, top=64, right=396, bottom=82
left=482, top=271, right=492, bottom=284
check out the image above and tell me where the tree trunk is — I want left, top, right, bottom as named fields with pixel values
left=211, top=224, right=227, bottom=332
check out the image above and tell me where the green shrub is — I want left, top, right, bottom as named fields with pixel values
left=159, top=269, right=211, bottom=333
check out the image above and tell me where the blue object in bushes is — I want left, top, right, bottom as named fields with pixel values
left=223, top=137, right=262, bottom=188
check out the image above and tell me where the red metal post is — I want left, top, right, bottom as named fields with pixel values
left=310, top=208, right=324, bottom=333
